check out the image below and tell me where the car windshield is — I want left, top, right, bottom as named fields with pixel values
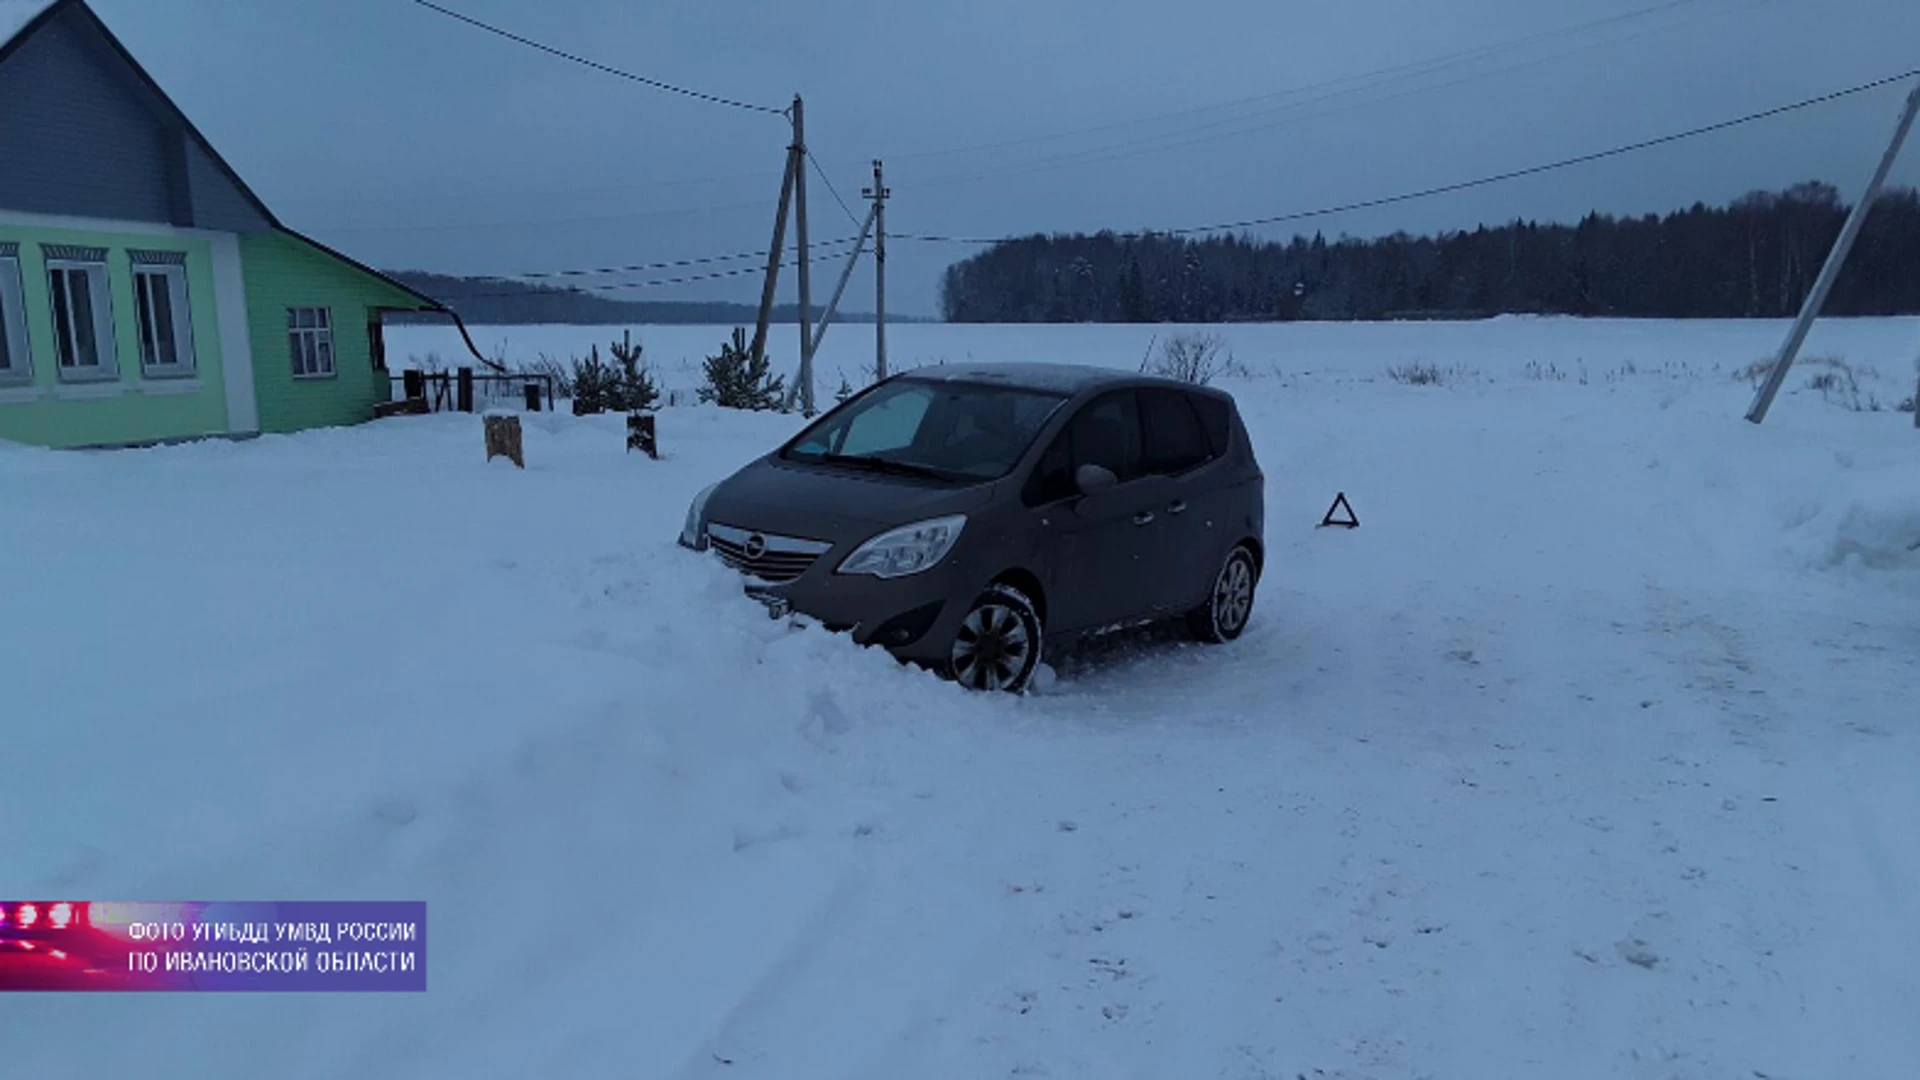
left=782, top=379, right=1069, bottom=482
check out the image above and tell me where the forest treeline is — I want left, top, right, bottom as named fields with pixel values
left=938, top=183, right=1920, bottom=323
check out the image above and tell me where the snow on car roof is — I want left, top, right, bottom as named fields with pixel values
left=898, top=361, right=1137, bottom=395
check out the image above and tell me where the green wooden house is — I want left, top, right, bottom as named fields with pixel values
left=0, top=0, right=477, bottom=449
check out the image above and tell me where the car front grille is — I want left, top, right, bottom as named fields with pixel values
left=706, top=523, right=833, bottom=584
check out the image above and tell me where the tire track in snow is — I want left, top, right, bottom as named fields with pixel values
left=1635, top=585, right=1920, bottom=1078
left=666, top=775, right=1054, bottom=1080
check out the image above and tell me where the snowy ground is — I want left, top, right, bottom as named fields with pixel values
left=3, top=318, right=1918, bottom=1079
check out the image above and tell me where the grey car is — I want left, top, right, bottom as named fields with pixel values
left=678, top=362, right=1265, bottom=692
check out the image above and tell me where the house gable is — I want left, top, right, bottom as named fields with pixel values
left=0, top=0, right=271, bottom=232
left=0, top=0, right=480, bottom=449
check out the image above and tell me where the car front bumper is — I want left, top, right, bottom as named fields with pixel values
left=691, top=535, right=970, bottom=666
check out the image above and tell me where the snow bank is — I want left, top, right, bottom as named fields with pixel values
left=4, top=320, right=1918, bottom=1078
left=1822, top=482, right=1920, bottom=573
left=1752, top=425, right=1920, bottom=580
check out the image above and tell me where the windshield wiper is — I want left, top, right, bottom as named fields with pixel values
left=817, top=453, right=954, bottom=482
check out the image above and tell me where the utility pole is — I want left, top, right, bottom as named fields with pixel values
left=1748, top=78, right=1920, bottom=424
left=811, top=204, right=876, bottom=354
left=864, top=159, right=890, bottom=380
left=790, top=96, right=816, bottom=415
left=752, top=94, right=817, bottom=415
left=749, top=147, right=796, bottom=371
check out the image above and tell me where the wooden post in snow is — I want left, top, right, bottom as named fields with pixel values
left=484, top=413, right=524, bottom=468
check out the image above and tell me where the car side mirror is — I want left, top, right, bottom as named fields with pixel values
left=1075, top=463, right=1117, bottom=497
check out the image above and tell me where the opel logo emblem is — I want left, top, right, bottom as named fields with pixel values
left=744, top=533, right=768, bottom=559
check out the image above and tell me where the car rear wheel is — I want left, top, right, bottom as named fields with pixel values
left=949, top=584, right=1043, bottom=694
left=1188, top=545, right=1258, bottom=644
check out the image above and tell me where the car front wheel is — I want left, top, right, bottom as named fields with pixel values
left=1188, top=545, right=1258, bottom=643
left=949, top=584, right=1043, bottom=693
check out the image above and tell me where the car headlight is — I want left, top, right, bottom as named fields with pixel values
left=679, top=483, right=718, bottom=550
left=837, top=515, right=966, bottom=579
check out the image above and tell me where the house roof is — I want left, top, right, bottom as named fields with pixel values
left=0, top=1, right=55, bottom=43
left=0, top=0, right=447, bottom=316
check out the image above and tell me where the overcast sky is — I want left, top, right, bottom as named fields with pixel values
left=87, top=0, right=1920, bottom=316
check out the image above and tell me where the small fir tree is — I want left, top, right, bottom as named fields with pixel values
left=698, top=327, right=785, bottom=411
left=569, top=332, right=660, bottom=415
left=607, top=329, right=659, bottom=413
left=570, top=345, right=615, bottom=415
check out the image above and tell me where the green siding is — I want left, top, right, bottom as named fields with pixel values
left=0, top=223, right=229, bottom=449
left=240, top=231, right=424, bottom=435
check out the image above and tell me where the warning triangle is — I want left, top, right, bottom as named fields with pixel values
left=1319, top=492, right=1359, bottom=529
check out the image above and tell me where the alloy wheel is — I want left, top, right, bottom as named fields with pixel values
left=951, top=601, right=1034, bottom=692
left=1212, top=553, right=1255, bottom=636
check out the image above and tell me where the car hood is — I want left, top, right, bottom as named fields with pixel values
left=705, top=455, right=998, bottom=543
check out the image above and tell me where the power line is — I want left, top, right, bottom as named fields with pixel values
left=513, top=236, right=862, bottom=280
left=407, top=65, right=1919, bottom=297
left=448, top=254, right=831, bottom=300
left=407, top=0, right=785, bottom=116
left=808, top=150, right=867, bottom=228
left=552, top=261, right=772, bottom=292
left=872, top=0, right=1721, bottom=171
left=892, top=69, right=1920, bottom=247
left=381, top=0, right=1744, bottom=221
left=371, top=2, right=1728, bottom=210
left=904, top=0, right=1766, bottom=191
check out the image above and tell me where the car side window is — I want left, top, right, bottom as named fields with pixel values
left=1023, top=428, right=1075, bottom=506
left=1022, top=390, right=1145, bottom=507
left=1140, top=389, right=1212, bottom=476
left=1189, top=393, right=1233, bottom=458
left=1070, top=390, right=1144, bottom=482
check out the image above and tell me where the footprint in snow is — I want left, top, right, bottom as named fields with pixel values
left=800, top=688, right=852, bottom=740
left=731, top=822, right=806, bottom=852
left=372, top=797, right=418, bottom=827
left=1616, top=938, right=1661, bottom=969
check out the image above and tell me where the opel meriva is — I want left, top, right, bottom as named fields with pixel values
left=679, top=363, right=1265, bottom=693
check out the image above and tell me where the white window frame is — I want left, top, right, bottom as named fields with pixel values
left=130, top=252, right=196, bottom=378
left=44, top=247, right=118, bottom=382
left=0, top=246, right=29, bottom=385
left=288, top=306, right=335, bottom=379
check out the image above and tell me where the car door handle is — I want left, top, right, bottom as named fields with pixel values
left=1167, top=500, right=1188, bottom=515
left=1132, top=510, right=1155, bottom=526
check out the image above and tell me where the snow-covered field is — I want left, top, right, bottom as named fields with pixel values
left=4, top=317, right=1918, bottom=1079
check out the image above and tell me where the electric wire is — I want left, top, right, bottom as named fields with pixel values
left=407, top=0, right=785, bottom=115
left=891, top=69, right=1920, bottom=246
left=869, top=0, right=1720, bottom=169
left=808, top=150, right=868, bottom=228
left=443, top=253, right=834, bottom=300
left=513, top=235, right=861, bottom=280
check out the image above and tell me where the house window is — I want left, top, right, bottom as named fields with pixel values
left=44, top=245, right=116, bottom=381
left=130, top=251, right=195, bottom=377
left=0, top=244, right=29, bottom=383
left=288, top=307, right=334, bottom=378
